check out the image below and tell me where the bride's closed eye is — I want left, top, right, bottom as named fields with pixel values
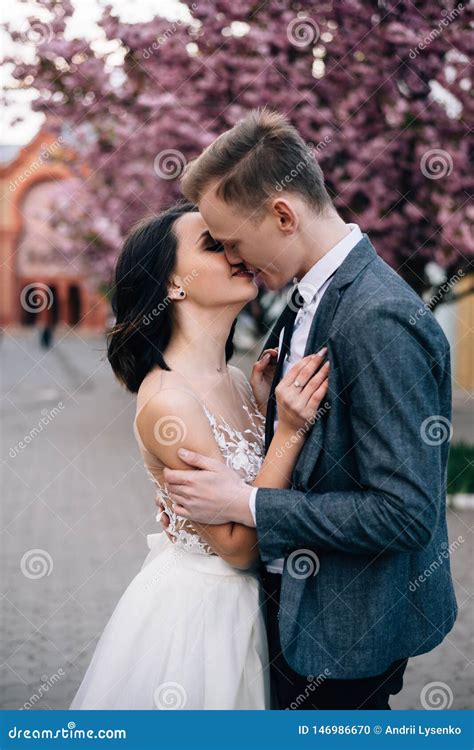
left=203, top=234, right=224, bottom=253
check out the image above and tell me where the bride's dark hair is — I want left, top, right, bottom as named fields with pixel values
left=107, top=202, right=236, bottom=393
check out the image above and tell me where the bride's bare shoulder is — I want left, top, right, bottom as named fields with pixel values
left=136, top=370, right=208, bottom=452
left=135, top=369, right=224, bottom=464
left=138, top=369, right=202, bottom=416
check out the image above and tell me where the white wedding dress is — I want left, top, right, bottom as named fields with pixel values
left=70, top=368, right=271, bottom=710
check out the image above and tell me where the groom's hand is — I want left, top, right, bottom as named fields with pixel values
left=163, top=449, right=255, bottom=526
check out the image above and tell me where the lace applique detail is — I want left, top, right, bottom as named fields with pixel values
left=146, top=405, right=265, bottom=556
left=202, top=404, right=265, bottom=483
left=155, top=478, right=215, bottom=556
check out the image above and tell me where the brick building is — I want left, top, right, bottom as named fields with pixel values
left=0, top=128, right=108, bottom=331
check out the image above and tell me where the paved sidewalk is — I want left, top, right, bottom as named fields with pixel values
left=1, top=329, right=472, bottom=709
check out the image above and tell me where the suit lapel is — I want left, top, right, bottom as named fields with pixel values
left=286, top=281, right=342, bottom=483
left=263, top=236, right=378, bottom=457
left=294, top=236, right=378, bottom=485
left=303, top=236, right=377, bottom=356
left=263, top=279, right=344, bottom=452
left=303, top=276, right=341, bottom=358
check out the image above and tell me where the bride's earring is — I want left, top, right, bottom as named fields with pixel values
left=168, top=278, right=186, bottom=300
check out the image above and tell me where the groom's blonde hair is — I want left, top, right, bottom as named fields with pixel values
left=181, top=108, right=332, bottom=216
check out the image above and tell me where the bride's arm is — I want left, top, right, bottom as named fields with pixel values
left=139, top=356, right=328, bottom=569
left=138, top=389, right=260, bottom=568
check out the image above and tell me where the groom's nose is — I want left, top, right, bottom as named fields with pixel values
left=224, top=245, right=240, bottom=264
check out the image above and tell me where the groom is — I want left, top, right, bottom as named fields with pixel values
left=162, top=109, right=458, bottom=709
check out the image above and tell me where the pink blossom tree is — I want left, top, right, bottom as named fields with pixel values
left=4, top=0, right=473, bottom=300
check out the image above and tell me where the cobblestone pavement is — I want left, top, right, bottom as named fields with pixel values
left=1, top=329, right=472, bottom=710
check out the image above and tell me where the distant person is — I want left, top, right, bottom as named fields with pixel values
left=39, top=324, right=54, bottom=349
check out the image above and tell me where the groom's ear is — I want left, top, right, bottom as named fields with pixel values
left=271, top=198, right=298, bottom=234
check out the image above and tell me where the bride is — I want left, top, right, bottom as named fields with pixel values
left=70, top=202, right=329, bottom=710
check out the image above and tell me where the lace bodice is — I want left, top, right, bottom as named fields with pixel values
left=133, top=368, right=265, bottom=556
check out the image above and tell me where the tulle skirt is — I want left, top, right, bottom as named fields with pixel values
left=70, top=532, right=270, bottom=709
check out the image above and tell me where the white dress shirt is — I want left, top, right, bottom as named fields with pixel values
left=250, top=223, right=363, bottom=573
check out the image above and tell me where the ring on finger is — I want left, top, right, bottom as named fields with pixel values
left=293, top=380, right=303, bottom=388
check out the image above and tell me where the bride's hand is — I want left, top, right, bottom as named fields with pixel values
left=275, top=350, right=329, bottom=436
left=155, top=498, right=175, bottom=543
left=250, top=348, right=278, bottom=415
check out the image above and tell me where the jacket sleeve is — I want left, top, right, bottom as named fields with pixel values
left=256, top=302, right=451, bottom=559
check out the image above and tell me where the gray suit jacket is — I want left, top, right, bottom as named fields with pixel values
left=256, top=235, right=458, bottom=679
